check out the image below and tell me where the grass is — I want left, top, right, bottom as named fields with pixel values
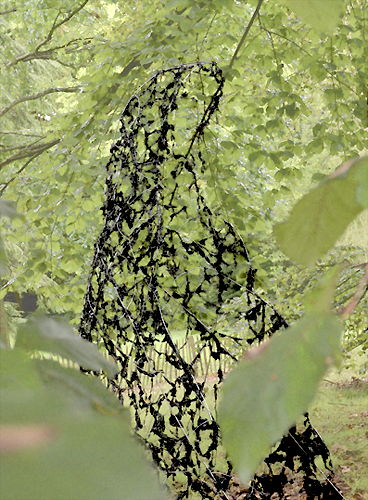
left=307, top=350, right=368, bottom=500
left=309, top=378, right=368, bottom=499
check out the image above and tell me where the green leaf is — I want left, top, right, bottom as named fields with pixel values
left=16, top=316, right=118, bottom=377
left=282, top=0, right=345, bottom=33
left=219, top=312, right=342, bottom=484
left=273, top=157, right=366, bottom=266
left=304, top=265, right=341, bottom=314
left=0, top=350, right=166, bottom=500
left=35, top=359, right=123, bottom=414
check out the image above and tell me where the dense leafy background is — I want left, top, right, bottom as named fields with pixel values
left=1, top=0, right=367, bottom=326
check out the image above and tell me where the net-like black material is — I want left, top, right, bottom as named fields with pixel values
left=79, top=62, right=341, bottom=499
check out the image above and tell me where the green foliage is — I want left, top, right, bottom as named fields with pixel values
left=0, top=316, right=167, bottom=500
left=1, top=0, right=368, bottom=495
left=1, top=0, right=367, bottom=321
left=0, top=198, right=22, bottom=276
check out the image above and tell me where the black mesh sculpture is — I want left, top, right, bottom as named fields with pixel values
left=79, top=62, right=342, bottom=499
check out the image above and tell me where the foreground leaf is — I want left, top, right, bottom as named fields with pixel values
left=274, top=156, right=367, bottom=266
left=16, top=316, right=118, bottom=377
left=218, top=313, right=342, bottom=484
left=0, top=349, right=166, bottom=500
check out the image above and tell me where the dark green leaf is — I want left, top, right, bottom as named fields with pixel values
left=0, top=350, right=166, bottom=500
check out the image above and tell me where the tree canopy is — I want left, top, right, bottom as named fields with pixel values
left=1, top=0, right=367, bottom=321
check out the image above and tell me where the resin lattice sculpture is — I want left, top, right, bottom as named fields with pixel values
left=79, top=62, right=340, bottom=499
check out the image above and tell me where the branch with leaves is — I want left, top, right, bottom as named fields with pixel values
left=5, top=0, right=90, bottom=68
left=0, top=138, right=60, bottom=171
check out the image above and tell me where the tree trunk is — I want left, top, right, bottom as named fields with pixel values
left=0, top=298, right=10, bottom=348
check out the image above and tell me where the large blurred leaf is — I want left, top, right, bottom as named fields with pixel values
left=218, top=269, right=342, bottom=484
left=282, top=0, right=345, bottom=33
left=0, top=349, right=167, bottom=500
left=274, top=156, right=368, bottom=266
left=35, top=359, right=123, bottom=414
left=16, top=316, right=118, bottom=378
left=219, top=313, right=342, bottom=484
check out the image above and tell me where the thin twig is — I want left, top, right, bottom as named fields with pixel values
left=339, top=263, right=368, bottom=319
left=229, top=0, right=264, bottom=70
left=0, top=154, right=39, bottom=195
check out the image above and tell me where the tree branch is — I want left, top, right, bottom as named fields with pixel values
left=0, top=154, right=39, bottom=195
left=0, top=138, right=44, bottom=152
left=0, top=138, right=60, bottom=171
left=5, top=0, right=90, bottom=68
left=5, top=36, right=94, bottom=68
left=229, top=0, right=264, bottom=70
left=0, top=8, right=17, bottom=15
left=0, top=87, right=81, bottom=119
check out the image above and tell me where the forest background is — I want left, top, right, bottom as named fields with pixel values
left=0, top=0, right=367, bottom=499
